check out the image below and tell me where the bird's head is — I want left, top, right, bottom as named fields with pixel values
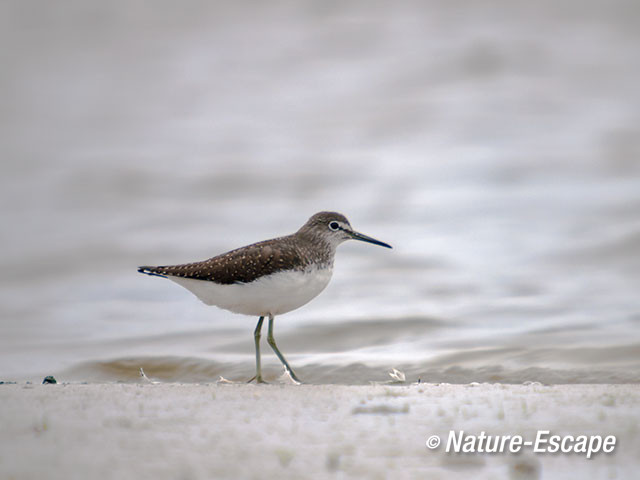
left=299, top=211, right=392, bottom=250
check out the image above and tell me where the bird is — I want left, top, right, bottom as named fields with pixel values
left=138, top=211, right=392, bottom=383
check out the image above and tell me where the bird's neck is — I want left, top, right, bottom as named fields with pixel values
left=294, top=232, right=336, bottom=269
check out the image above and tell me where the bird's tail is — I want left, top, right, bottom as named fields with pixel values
left=137, top=266, right=168, bottom=278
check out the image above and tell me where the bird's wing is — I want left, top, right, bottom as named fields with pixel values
left=138, top=236, right=305, bottom=285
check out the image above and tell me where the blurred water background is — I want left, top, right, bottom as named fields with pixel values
left=1, top=0, right=639, bottom=384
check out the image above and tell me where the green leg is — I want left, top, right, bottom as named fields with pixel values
left=267, top=315, right=302, bottom=384
left=247, top=316, right=267, bottom=383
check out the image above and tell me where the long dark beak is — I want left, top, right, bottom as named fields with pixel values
left=348, top=230, right=392, bottom=249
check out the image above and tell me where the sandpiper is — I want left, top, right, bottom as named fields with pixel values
left=138, top=211, right=391, bottom=383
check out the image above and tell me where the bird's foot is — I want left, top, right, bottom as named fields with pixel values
left=282, top=367, right=302, bottom=385
left=247, top=375, right=268, bottom=384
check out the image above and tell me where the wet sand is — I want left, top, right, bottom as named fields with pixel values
left=2, top=382, right=638, bottom=480
left=2, top=0, right=640, bottom=388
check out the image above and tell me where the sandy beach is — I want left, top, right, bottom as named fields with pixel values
left=1, top=381, right=638, bottom=480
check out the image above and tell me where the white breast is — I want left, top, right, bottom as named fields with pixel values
left=168, top=266, right=333, bottom=317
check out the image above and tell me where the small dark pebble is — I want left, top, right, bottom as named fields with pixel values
left=42, top=376, right=57, bottom=384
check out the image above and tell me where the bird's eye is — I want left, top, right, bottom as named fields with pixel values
left=328, top=221, right=340, bottom=231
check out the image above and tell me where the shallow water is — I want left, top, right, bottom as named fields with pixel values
left=1, top=0, right=639, bottom=383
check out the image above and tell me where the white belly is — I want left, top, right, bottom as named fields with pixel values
left=168, top=266, right=333, bottom=316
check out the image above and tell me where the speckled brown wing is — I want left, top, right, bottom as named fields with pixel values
left=138, top=236, right=307, bottom=285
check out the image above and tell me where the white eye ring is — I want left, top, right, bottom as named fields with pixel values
left=328, top=221, right=340, bottom=231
